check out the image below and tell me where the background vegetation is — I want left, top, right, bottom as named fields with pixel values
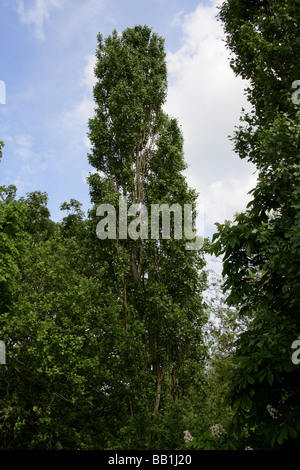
left=0, top=0, right=299, bottom=450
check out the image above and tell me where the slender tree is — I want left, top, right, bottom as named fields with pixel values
left=87, top=25, right=207, bottom=448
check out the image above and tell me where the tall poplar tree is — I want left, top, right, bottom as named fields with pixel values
left=87, top=25, right=207, bottom=449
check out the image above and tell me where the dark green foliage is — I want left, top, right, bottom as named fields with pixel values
left=0, top=26, right=208, bottom=450
left=0, top=189, right=120, bottom=448
left=210, top=0, right=300, bottom=449
left=87, top=25, right=208, bottom=449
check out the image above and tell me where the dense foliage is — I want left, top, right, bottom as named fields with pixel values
left=0, top=26, right=210, bottom=450
left=1, top=0, right=299, bottom=450
left=210, top=0, right=300, bottom=449
left=86, top=25, right=208, bottom=449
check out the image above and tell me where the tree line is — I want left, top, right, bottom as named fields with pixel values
left=0, top=0, right=299, bottom=450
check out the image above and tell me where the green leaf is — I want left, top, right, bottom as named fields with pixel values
left=277, top=427, right=288, bottom=446
left=287, top=426, right=297, bottom=439
left=267, top=370, right=274, bottom=385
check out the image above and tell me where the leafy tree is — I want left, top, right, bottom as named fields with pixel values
left=59, top=198, right=86, bottom=240
left=0, top=187, right=56, bottom=324
left=19, top=191, right=56, bottom=241
left=0, top=190, right=125, bottom=449
left=180, top=267, right=251, bottom=450
left=87, top=25, right=207, bottom=449
left=210, top=0, right=300, bottom=449
left=0, top=184, right=27, bottom=318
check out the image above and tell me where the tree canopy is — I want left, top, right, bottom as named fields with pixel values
left=1, top=1, right=299, bottom=452
left=0, top=25, right=208, bottom=451
left=210, top=0, right=300, bottom=449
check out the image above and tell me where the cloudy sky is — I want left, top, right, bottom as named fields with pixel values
left=0, top=0, right=257, bottom=241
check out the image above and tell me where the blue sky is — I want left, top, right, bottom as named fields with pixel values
left=0, top=0, right=256, bottom=240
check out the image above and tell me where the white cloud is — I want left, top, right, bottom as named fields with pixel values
left=14, top=147, right=35, bottom=161
left=164, top=0, right=255, bottom=236
left=16, top=0, right=62, bottom=41
left=62, top=54, right=97, bottom=148
left=171, top=10, right=185, bottom=27
left=13, top=133, right=48, bottom=175
left=15, top=134, right=33, bottom=149
left=81, top=54, right=97, bottom=92
left=63, top=97, right=94, bottom=129
left=202, top=173, right=257, bottom=232
left=14, top=133, right=35, bottom=161
left=3, top=133, right=46, bottom=193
